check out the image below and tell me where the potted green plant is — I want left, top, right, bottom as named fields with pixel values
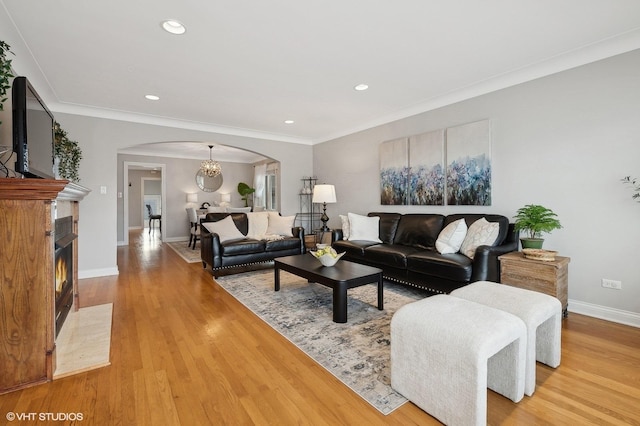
left=237, top=182, right=255, bottom=207
left=513, top=204, right=562, bottom=249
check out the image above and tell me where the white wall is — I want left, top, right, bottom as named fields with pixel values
left=314, top=49, right=640, bottom=325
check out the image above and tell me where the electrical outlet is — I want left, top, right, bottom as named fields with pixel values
left=601, top=279, right=622, bottom=290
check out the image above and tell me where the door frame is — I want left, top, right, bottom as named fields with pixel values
left=123, top=161, right=167, bottom=245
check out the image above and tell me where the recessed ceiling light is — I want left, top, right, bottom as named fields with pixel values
left=161, top=20, right=186, bottom=35
left=284, top=120, right=295, bottom=124
left=145, top=94, right=160, bottom=101
left=354, top=83, right=369, bottom=91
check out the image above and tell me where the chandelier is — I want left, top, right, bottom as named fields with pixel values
left=200, top=145, right=222, bottom=177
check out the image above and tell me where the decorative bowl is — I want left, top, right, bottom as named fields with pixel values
left=310, top=247, right=345, bottom=267
left=522, top=248, right=558, bottom=261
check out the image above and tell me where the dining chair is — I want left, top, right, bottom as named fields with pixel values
left=146, top=204, right=161, bottom=234
left=186, top=207, right=200, bottom=249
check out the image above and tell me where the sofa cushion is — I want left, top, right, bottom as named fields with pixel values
left=435, top=218, right=468, bottom=254
left=363, top=244, right=420, bottom=269
left=332, top=239, right=379, bottom=257
left=202, top=216, right=245, bottom=242
left=407, top=251, right=473, bottom=282
left=348, top=213, right=382, bottom=242
left=393, top=214, right=445, bottom=248
left=265, top=237, right=303, bottom=252
left=459, top=218, right=500, bottom=259
left=221, top=239, right=266, bottom=256
left=368, top=212, right=402, bottom=244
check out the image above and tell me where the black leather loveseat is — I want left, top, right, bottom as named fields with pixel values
left=331, top=213, right=518, bottom=294
left=200, top=212, right=306, bottom=277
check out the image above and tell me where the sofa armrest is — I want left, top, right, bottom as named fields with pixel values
left=470, top=224, right=519, bottom=282
left=331, top=229, right=344, bottom=243
left=292, top=226, right=306, bottom=254
left=200, top=226, right=223, bottom=269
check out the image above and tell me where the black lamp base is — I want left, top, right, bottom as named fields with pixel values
left=319, top=202, right=330, bottom=232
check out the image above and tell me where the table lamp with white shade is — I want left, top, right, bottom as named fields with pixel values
left=186, top=193, right=198, bottom=204
left=312, top=184, right=337, bottom=232
left=220, top=192, right=231, bottom=208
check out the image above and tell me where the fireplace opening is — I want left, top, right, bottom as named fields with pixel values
left=55, top=216, right=76, bottom=337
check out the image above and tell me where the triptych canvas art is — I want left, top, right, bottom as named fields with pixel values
left=380, top=120, right=491, bottom=206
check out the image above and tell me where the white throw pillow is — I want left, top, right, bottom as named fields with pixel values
left=267, top=211, right=281, bottom=221
left=339, top=214, right=350, bottom=240
left=459, top=218, right=500, bottom=259
left=435, top=219, right=468, bottom=254
left=246, top=211, right=269, bottom=239
left=347, top=213, right=382, bottom=243
left=202, top=215, right=245, bottom=242
left=266, top=214, right=295, bottom=237
left=207, top=206, right=226, bottom=213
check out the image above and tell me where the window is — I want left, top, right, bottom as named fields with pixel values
left=254, top=161, right=279, bottom=211
left=265, top=173, right=277, bottom=210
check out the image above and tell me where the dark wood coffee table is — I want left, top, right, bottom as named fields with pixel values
left=274, top=254, right=384, bottom=323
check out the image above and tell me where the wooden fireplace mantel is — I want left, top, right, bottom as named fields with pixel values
left=0, top=177, right=69, bottom=199
left=0, top=178, right=91, bottom=200
left=0, top=177, right=90, bottom=394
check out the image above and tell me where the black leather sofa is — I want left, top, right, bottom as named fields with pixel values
left=200, top=212, right=306, bottom=277
left=331, top=213, right=518, bottom=294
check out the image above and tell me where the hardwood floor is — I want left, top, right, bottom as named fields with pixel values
left=1, top=229, right=639, bottom=425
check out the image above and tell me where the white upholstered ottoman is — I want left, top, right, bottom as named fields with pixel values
left=391, top=295, right=526, bottom=426
left=450, top=280, right=562, bottom=396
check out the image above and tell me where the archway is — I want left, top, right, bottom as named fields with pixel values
left=118, top=141, right=280, bottom=245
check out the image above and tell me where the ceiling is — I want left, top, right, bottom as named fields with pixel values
left=2, top=1, right=640, bottom=161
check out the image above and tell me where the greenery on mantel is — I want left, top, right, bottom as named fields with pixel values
left=621, top=176, right=640, bottom=202
left=0, top=40, right=15, bottom=127
left=54, top=122, right=82, bottom=182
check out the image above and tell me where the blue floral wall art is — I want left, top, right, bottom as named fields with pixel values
left=409, top=129, right=445, bottom=205
left=380, top=120, right=491, bottom=206
left=380, top=137, right=408, bottom=205
left=446, top=120, right=491, bottom=206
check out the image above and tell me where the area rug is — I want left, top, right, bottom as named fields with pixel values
left=54, top=303, right=113, bottom=379
left=215, top=269, right=431, bottom=414
left=166, top=241, right=200, bottom=263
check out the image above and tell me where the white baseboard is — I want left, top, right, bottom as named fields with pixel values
left=568, top=299, right=640, bottom=328
left=79, top=267, right=119, bottom=279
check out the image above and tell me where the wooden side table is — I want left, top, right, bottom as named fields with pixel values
left=499, top=251, right=570, bottom=317
left=303, top=230, right=332, bottom=250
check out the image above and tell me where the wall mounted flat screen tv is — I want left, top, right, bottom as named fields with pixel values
left=12, top=76, right=55, bottom=179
